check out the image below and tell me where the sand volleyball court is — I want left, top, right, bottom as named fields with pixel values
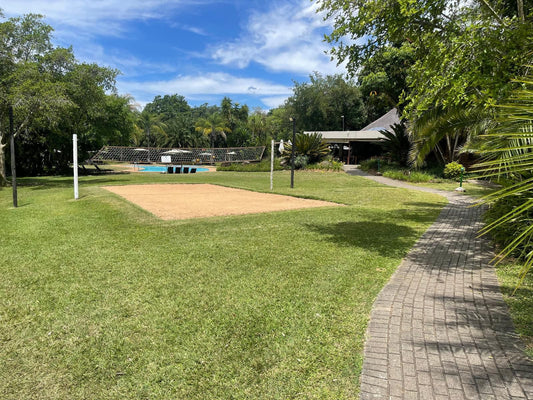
left=102, top=183, right=339, bottom=220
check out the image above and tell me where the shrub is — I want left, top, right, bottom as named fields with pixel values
left=382, top=170, right=434, bottom=183
left=293, top=155, right=309, bottom=169
left=359, top=158, right=391, bottom=172
left=379, top=122, right=411, bottom=167
left=308, top=159, right=344, bottom=172
left=484, top=193, right=533, bottom=259
left=281, top=132, right=330, bottom=164
left=443, top=161, right=464, bottom=179
left=217, top=159, right=284, bottom=172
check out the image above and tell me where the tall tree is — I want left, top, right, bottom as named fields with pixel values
left=317, top=0, right=533, bottom=164
left=195, top=113, right=230, bottom=148
left=144, top=94, right=191, bottom=119
left=144, top=94, right=194, bottom=147
left=358, top=43, right=414, bottom=123
left=0, top=12, right=122, bottom=178
left=0, top=13, right=70, bottom=183
left=285, top=73, right=366, bottom=131
left=135, top=110, right=167, bottom=148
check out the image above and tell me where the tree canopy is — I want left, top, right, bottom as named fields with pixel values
left=0, top=11, right=130, bottom=179
left=318, top=0, right=533, bottom=164
left=284, top=72, right=367, bottom=131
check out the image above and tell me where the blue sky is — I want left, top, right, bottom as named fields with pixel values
left=2, top=0, right=346, bottom=110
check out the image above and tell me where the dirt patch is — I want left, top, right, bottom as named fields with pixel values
left=102, top=183, right=340, bottom=220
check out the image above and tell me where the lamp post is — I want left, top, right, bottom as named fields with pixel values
left=289, top=116, right=296, bottom=188
left=455, top=167, right=466, bottom=192
left=341, top=115, right=345, bottom=131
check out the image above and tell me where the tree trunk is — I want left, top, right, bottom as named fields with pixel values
left=518, top=0, right=525, bottom=21
left=435, top=143, right=447, bottom=165
left=0, top=138, right=7, bottom=186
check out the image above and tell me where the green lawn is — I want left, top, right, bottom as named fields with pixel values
left=496, top=263, right=533, bottom=358
left=410, top=180, right=497, bottom=198
left=0, top=170, right=446, bottom=399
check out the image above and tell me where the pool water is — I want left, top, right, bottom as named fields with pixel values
left=138, top=165, right=209, bottom=173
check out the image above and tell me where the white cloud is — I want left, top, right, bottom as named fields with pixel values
left=71, top=42, right=177, bottom=76
left=210, top=0, right=344, bottom=76
left=1, top=0, right=213, bottom=36
left=118, top=72, right=292, bottom=106
left=260, top=95, right=290, bottom=109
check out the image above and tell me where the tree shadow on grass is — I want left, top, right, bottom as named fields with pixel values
left=304, top=221, right=418, bottom=258
left=403, top=201, right=446, bottom=209
left=387, top=202, right=446, bottom=225
left=416, top=286, right=533, bottom=396
left=20, top=176, right=132, bottom=190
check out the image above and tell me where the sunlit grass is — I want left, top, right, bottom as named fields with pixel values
left=1, top=171, right=445, bottom=399
left=404, top=180, right=497, bottom=198
left=496, top=263, right=533, bottom=359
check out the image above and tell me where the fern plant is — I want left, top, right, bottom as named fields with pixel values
left=282, top=132, right=330, bottom=166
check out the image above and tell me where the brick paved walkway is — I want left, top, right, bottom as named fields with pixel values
left=344, top=166, right=533, bottom=400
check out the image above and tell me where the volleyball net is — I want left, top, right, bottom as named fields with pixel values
left=90, top=146, right=266, bottom=165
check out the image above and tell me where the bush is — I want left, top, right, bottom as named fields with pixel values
left=307, top=159, right=344, bottom=172
left=382, top=170, right=434, bottom=183
left=281, top=133, right=330, bottom=165
left=484, top=193, right=533, bottom=259
left=443, top=161, right=464, bottom=179
left=360, top=157, right=441, bottom=182
left=293, top=155, right=309, bottom=169
left=217, top=159, right=284, bottom=172
left=359, top=158, right=392, bottom=172
left=379, top=122, right=411, bottom=166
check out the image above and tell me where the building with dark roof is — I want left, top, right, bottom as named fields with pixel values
left=304, top=108, right=401, bottom=164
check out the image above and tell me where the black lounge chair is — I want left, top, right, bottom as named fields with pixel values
left=93, top=164, right=113, bottom=174
left=167, top=166, right=174, bottom=174
left=175, top=167, right=181, bottom=174
left=183, top=167, right=189, bottom=174
left=190, top=168, right=197, bottom=173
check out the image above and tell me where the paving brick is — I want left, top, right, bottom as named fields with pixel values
left=348, top=167, right=533, bottom=400
left=445, top=373, right=463, bottom=390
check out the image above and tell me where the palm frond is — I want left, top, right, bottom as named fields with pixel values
left=409, top=105, right=493, bottom=166
left=475, top=73, right=533, bottom=291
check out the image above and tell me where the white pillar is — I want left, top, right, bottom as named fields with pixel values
left=73, top=134, right=79, bottom=200
left=270, top=139, right=274, bottom=191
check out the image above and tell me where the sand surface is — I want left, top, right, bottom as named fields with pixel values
left=102, top=183, right=339, bottom=220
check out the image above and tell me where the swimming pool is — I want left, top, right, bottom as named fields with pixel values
left=137, top=165, right=210, bottom=173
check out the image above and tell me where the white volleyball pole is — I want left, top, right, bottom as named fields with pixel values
left=270, top=139, right=274, bottom=191
left=73, top=134, right=79, bottom=199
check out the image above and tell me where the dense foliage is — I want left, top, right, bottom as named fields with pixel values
left=379, top=122, right=411, bottom=166
left=284, top=72, right=367, bottom=131
left=0, top=12, right=132, bottom=179
left=476, top=72, right=533, bottom=290
left=443, top=161, right=464, bottom=180
left=318, top=0, right=533, bottom=164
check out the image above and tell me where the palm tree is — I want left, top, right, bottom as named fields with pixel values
left=135, top=110, right=167, bottom=148
left=409, top=105, right=493, bottom=167
left=195, top=113, right=231, bottom=148
left=475, top=72, right=533, bottom=291
left=379, top=122, right=411, bottom=166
